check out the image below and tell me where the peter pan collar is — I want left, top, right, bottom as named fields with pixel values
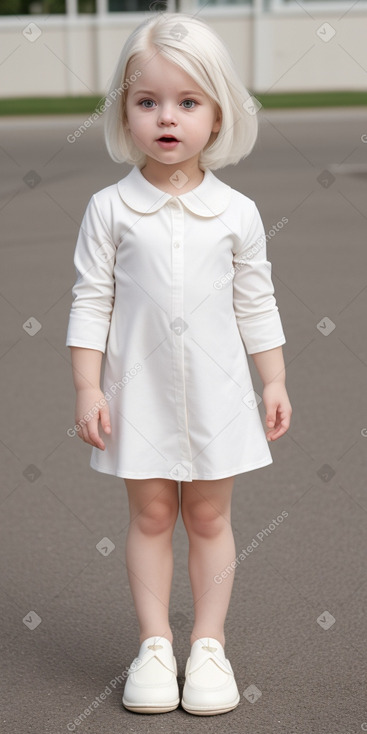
left=117, top=164, right=232, bottom=217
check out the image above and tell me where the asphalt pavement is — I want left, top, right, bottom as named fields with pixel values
left=1, top=107, right=367, bottom=734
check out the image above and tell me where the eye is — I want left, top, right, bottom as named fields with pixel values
left=139, top=99, right=156, bottom=109
left=181, top=99, right=196, bottom=109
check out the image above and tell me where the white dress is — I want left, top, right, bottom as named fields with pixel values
left=66, top=165, right=286, bottom=482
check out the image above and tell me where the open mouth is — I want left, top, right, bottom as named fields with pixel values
left=157, top=136, right=179, bottom=142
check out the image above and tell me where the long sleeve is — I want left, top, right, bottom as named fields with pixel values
left=65, top=194, right=116, bottom=353
left=232, top=201, right=286, bottom=355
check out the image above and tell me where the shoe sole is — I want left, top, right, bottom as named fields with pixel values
left=122, top=698, right=180, bottom=714
left=181, top=694, right=240, bottom=716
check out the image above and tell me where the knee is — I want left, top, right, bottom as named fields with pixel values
left=182, top=501, right=227, bottom=539
left=134, top=497, right=178, bottom=536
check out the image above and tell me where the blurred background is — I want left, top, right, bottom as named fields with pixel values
left=1, top=0, right=367, bottom=102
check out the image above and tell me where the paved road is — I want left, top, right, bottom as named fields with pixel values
left=1, top=108, right=367, bottom=734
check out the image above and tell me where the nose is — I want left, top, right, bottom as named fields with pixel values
left=157, top=103, right=177, bottom=126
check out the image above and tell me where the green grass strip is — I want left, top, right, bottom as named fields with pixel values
left=0, top=91, right=366, bottom=116
left=255, top=91, right=367, bottom=108
left=0, top=96, right=102, bottom=116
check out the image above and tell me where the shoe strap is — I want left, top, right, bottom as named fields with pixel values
left=186, top=644, right=234, bottom=676
left=129, top=647, right=176, bottom=675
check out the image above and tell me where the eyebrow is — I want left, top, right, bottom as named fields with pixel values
left=132, top=89, right=206, bottom=97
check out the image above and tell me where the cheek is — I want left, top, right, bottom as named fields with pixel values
left=131, top=119, right=151, bottom=143
left=123, top=102, right=132, bottom=130
left=127, top=110, right=151, bottom=132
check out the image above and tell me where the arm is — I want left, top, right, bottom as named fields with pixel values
left=70, top=346, right=103, bottom=391
left=66, top=194, right=116, bottom=450
left=251, top=345, right=292, bottom=441
left=231, top=201, right=291, bottom=440
left=251, top=345, right=286, bottom=386
left=69, top=345, right=111, bottom=451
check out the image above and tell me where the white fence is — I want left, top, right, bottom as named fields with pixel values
left=0, top=1, right=366, bottom=97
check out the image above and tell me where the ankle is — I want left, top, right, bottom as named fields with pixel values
left=190, top=632, right=225, bottom=648
left=139, top=631, right=173, bottom=646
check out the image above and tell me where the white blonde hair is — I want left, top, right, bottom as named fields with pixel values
left=104, top=11, right=258, bottom=171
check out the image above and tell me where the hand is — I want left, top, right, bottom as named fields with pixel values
left=75, top=388, right=111, bottom=450
left=262, top=382, right=292, bottom=441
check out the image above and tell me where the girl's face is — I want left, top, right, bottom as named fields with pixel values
left=124, top=51, right=221, bottom=173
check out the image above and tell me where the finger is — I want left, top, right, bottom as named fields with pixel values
left=267, top=427, right=284, bottom=441
left=100, top=405, right=111, bottom=435
left=87, top=423, right=106, bottom=450
left=267, top=428, right=284, bottom=441
left=266, top=410, right=280, bottom=433
left=78, top=423, right=90, bottom=444
left=267, top=416, right=290, bottom=440
left=265, top=409, right=278, bottom=438
left=80, top=416, right=105, bottom=450
left=270, top=405, right=290, bottom=426
left=79, top=425, right=95, bottom=447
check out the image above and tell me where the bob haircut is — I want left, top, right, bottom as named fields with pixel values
left=104, top=12, right=258, bottom=171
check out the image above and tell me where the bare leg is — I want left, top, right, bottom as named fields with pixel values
left=181, top=476, right=236, bottom=648
left=124, top=477, right=179, bottom=645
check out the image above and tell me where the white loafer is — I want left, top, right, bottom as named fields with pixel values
left=181, top=637, right=240, bottom=715
left=122, top=636, right=180, bottom=713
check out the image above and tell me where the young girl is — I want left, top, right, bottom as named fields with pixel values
left=66, top=11, right=292, bottom=717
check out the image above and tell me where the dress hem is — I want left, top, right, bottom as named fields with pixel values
left=89, top=455, right=273, bottom=481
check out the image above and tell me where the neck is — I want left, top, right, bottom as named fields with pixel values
left=140, top=159, right=205, bottom=194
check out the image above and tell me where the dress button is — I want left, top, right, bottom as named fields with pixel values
left=173, top=241, right=181, bottom=248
